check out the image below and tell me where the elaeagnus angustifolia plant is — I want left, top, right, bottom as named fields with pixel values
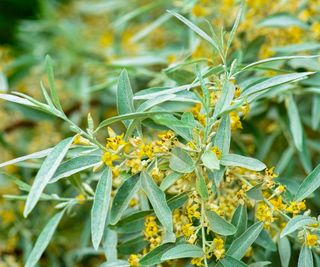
left=1, top=2, right=320, bottom=267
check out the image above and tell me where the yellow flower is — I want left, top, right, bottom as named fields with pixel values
left=75, top=194, right=86, bottom=205
left=286, top=201, right=306, bottom=216
left=138, top=144, right=154, bottom=159
left=128, top=254, right=140, bottom=267
left=265, top=167, right=278, bottom=178
left=186, top=204, right=201, bottom=221
left=73, top=134, right=90, bottom=145
left=230, top=112, right=242, bottom=130
left=0, top=210, right=15, bottom=225
left=126, top=158, right=143, bottom=174
left=182, top=223, right=195, bottom=237
left=192, top=4, right=207, bottom=17
left=151, top=167, right=164, bottom=182
left=213, top=237, right=225, bottom=260
left=112, top=165, right=121, bottom=177
left=255, top=202, right=275, bottom=228
left=191, top=257, right=204, bottom=266
left=211, top=146, right=222, bottom=159
left=234, top=85, right=241, bottom=98
left=106, top=133, right=127, bottom=151
left=144, top=216, right=159, bottom=238
left=306, top=233, right=318, bottom=247
left=102, top=151, right=119, bottom=167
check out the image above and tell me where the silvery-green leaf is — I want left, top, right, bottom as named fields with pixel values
left=169, top=148, right=194, bottom=173
left=286, top=94, right=303, bottom=151
left=100, top=260, right=129, bottom=267
left=137, top=94, right=176, bottom=112
left=242, top=72, right=314, bottom=97
left=50, top=155, right=101, bottom=183
left=139, top=242, right=175, bottom=266
left=206, top=210, right=237, bottom=236
left=219, top=255, right=248, bottom=267
left=103, top=227, right=118, bottom=262
left=0, top=93, right=36, bottom=107
left=249, top=262, right=271, bottom=267
left=221, top=154, right=266, bottom=171
left=278, top=237, right=291, bottom=267
left=167, top=10, right=220, bottom=52
left=24, top=137, right=74, bottom=217
left=227, top=222, right=263, bottom=260
left=295, top=163, right=320, bottom=201
left=160, top=172, right=182, bottom=191
left=258, top=14, right=308, bottom=29
left=160, top=244, right=203, bottom=261
left=25, top=210, right=65, bottom=267
left=298, top=246, right=313, bottom=267
left=141, top=171, right=173, bottom=233
left=312, top=95, right=320, bottom=130
left=246, top=183, right=264, bottom=200
left=226, top=204, right=247, bottom=244
left=201, top=150, right=220, bottom=170
left=91, top=167, right=113, bottom=250
left=0, top=148, right=52, bottom=168
left=280, top=215, right=317, bottom=238
left=117, top=69, right=135, bottom=127
left=110, top=174, right=140, bottom=224
left=214, top=81, right=235, bottom=117
left=255, top=230, right=277, bottom=252
left=45, top=55, right=63, bottom=111
left=195, top=169, right=209, bottom=200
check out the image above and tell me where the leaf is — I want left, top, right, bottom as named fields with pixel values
left=169, top=148, right=195, bottom=173
left=206, top=210, right=237, bottom=236
left=100, top=260, right=129, bottom=267
left=45, top=55, right=63, bottom=111
left=167, top=10, right=220, bottom=52
left=258, top=14, right=308, bottom=29
left=24, top=137, right=74, bottom=217
left=161, top=244, right=203, bottom=261
left=0, top=93, right=36, bottom=107
left=109, top=174, right=140, bottom=224
left=249, top=262, right=271, bottom=267
left=219, top=255, right=248, bottom=267
left=91, top=167, right=113, bottom=250
left=25, top=210, right=65, bottom=267
left=214, top=81, right=235, bottom=117
left=139, top=242, right=175, bottom=266
left=160, top=172, right=182, bottom=191
left=195, top=169, right=209, bottom=200
left=118, top=235, right=148, bottom=255
left=96, top=111, right=171, bottom=132
left=280, top=215, right=317, bottom=238
left=137, top=94, right=176, bottom=112
left=255, top=230, right=277, bottom=252
left=242, top=72, right=314, bottom=97
left=221, top=154, right=266, bottom=171
left=227, top=205, right=247, bottom=243
left=312, top=95, right=320, bottom=130
left=246, top=183, right=264, bottom=200
left=117, top=69, right=135, bottom=127
left=298, top=246, right=313, bottom=267
left=286, top=94, right=303, bottom=151
left=141, top=171, right=173, bottom=232
left=227, top=3, right=244, bottom=52
left=278, top=237, right=291, bottom=267
left=295, top=163, right=320, bottom=201
left=227, top=222, right=263, bottom=260
left=201, top=150, right=220, bottom=170
left=0, top=148, right=52, bottom=168
left=50, top=155, right=101, bottom=183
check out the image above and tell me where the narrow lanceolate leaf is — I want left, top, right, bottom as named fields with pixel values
left=141, top=171, right=173, bottom=232
left=201, top=150, right=220, bottom=170
left=298, top=246, right=313, bottom=267
left=117, top=69, right=135, bottom=127
left=227, top=222, right=263, bottom=260
left=286, top=94, right=303, bottom=151
left=221, top=154, right=266, bottom=171
left=242, top=72, right=314, bottom=97
left=219, top=255, right=248, bottom=267
left=160, top=172, right=182, bottom=191
left=0, top=93, right=36, bottom=107
left=226, top=3, right=243, bottom=51
left=24, top=137, right=74, bottom=217
left=312, top=95, right=320, bottom=130
left=167, top=10, right=220, bottom=52
left=214, top=111, right=231, bottom=154
left=25, top=210, right=65, bottom=267
left=226, top=205, right=247, bottom=244
left=139, top=243, right=174, bottom=266
left=110, top=174, right=140, bottom=225
left=278, top=237, right=291, bottom=267
left=50, top=155, right=101, bottom=183
left=280, top=215, right=317, bottom=238
left=0, top=148, right=52, bottom=168
left=214, top=81, right=235, bottom=117
left=160, top=244, right=204, bottom=261
left=169, top=148, right=194, bottom=173
left=195, top=169, right=209, bottom=200
left=45, top=55, right=63, bottom=111
left=295, top=163, right=320, bottom=201
left=91, top=167, right=113, bottom=250
left=206, top=210, right=237, bottom=236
